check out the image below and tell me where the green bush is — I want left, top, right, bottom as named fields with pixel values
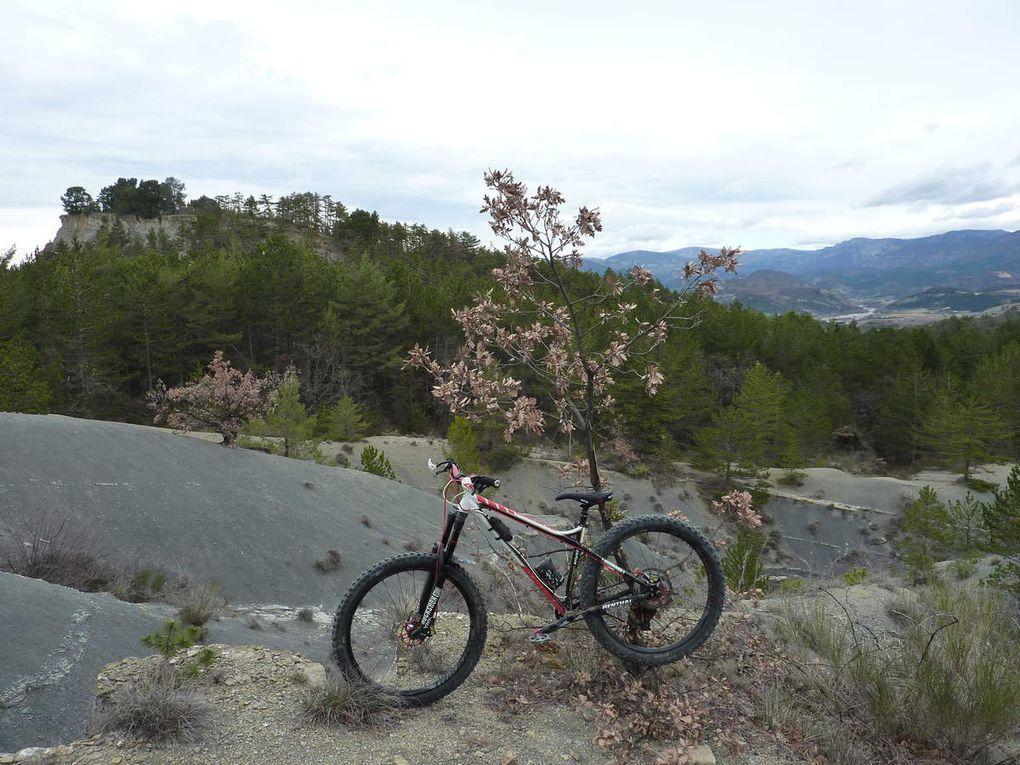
left=445, top=416, right=482, bottom=473
left=142, top=620, right=203, bottom=660
left=966, top=477, right=997, bottom=493
left=841, top=567, right=868, bottom=586
left=317, top=396, right=368, bottom=442
left=748, top=483, right=771, bottom=508
left=777, top=468, right=806, bottom=487
left=895, top=486, right=953, bottom=581
left=722, top=528, right=767, bottom=592
left=360, top=445, right=396, bottom=480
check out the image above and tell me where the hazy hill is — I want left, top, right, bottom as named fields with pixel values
left=586, top=229, right=1020, bottom=314
left=710, top=269, right=863, bottom=316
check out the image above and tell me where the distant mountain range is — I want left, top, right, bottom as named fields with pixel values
left=585, top=229, right=1020, bottom=317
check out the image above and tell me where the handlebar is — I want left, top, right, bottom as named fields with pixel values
left=427, top=458, right=500, bottom=493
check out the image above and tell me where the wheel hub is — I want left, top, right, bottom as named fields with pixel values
left=637, top=569, right=673, bottom=608
left=399, top=615, right=432, bottom=647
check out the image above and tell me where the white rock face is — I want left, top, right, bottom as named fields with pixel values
left=50, top=213, right=194, bottom=249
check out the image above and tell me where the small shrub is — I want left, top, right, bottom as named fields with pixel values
left=314, top=549, right=342, bottom=573
left=2, top=512, right=116, bottom=591
left=246, top=615, right=265, bottom=631
left=779, top=577, right=804, bottom=592
left=777, top=468, right=806, bottom=487
left=748, top=483, right=770, bottom=508
left=966, top=477, right=997, bottom=493
left=142, top=620, right=203, bottom=660
left=94, top=668, right=208, bottom=742
left=178, top=648, right=217, bottom=680
left=625, top=464, right=649, bottom=479
left=722, top=528, right=767, bottom=593
left=841, top=567, right=868, bottom=586
left=139, top=620, right=216, bottom=684
left=301, top=669, right=400, bottom=728
left=124, top=568, right=168, bottom=602
left=951, top=556, right=978, bottom=580
left=360, top=445, right=396, bottom=479
left=176, top=582, right=226, bottom=627
left=445, top=416, right=482, bottom=474
left=296, top=607, right=315, bottom=624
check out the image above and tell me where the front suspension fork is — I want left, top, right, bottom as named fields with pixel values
left=415, top=509, right=470, bottom=631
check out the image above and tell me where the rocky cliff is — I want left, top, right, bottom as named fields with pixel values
left=49, top=213, right=194, bottom=250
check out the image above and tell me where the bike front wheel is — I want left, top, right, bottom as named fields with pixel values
left=579, top=515, right=724, bottom=665
left=332, top=553, right=487, bottom=706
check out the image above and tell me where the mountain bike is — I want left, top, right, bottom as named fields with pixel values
left=331, top=458, right=724, bottom=705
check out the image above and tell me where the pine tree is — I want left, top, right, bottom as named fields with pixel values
left=971, top=342, right=1020, bottom=459
left=695, top=362, right=787, bottom=481
left=918, top=383, right=1009, bottom=481
left=249, top=370, right=316, bottom=457
left=895, top=486, right=953, bottom=581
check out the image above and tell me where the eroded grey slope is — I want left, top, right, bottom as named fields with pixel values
left=0, top=571, right=331, bottom=751
left=0, top=413, right=441, bottom=605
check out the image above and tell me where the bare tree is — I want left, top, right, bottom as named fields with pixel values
left=147, top=351, right=280, bottom=446
left=409, top=170, right=739, bottom=527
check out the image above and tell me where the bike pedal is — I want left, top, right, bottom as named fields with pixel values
left=528, top=631, right=552, bottom=644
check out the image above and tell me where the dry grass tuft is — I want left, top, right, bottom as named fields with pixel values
left=93, top=665, right=208, bottom=743
left=776, top=582, right=1020, bottom=762
left=176, top=581, right=227, bottom=627
left=314, top=549, right=343, bottom=573
left=300, top=668, right=400, bottom=728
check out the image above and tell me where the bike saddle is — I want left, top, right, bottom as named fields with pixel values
left=554, top=489, right=613, bottom=506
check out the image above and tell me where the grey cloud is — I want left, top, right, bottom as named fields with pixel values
left=829, top=158, right=861, bottom=171
left=866, top=165, right=1020, bottom=207
left=938, top=201, right=1018, bottom=220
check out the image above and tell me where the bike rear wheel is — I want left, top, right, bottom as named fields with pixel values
left=579, top=515, right=724, bottom=665
left=332, top=553, right=487, bottom=706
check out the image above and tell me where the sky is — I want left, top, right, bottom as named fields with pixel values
left=2, top=0, right=1019, bottom=260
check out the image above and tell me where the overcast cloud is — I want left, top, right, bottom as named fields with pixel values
left=2, top=0, right=1019, bottom=259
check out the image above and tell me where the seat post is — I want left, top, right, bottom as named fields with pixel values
left=578, top=503, right=590, bottom=529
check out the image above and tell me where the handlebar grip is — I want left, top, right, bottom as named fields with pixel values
left=472, top=475, right=501, bottom=491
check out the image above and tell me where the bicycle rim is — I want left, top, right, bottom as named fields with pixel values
left=343, top=563, right=477, bottom=697
left=592, top=525, right=719, bottom=655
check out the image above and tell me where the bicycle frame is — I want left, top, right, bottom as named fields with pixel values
left=420, top=471, right=651, bottom=642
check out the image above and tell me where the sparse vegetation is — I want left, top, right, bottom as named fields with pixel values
left=1, top=512, right=179, bottom=604
left=93, top=666, right=208, bottom=742
left=314, top=549, right=342, bottom=573
left=722, top=528, right=767, bottom=593
left=300, top=668, right=400, bottom=728
left=176, top=581, right=227, bottom=627
left=295, top=607, right=315, bottom=624
left=841, top=566, right=868, bottom=585
left=778, top=468, right=807, bottom=487
left=777, top=584, right=1020, bottom=762
left=360, top=444, right=397, bottom=479
left=95, top=620, right=216, bottom=743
